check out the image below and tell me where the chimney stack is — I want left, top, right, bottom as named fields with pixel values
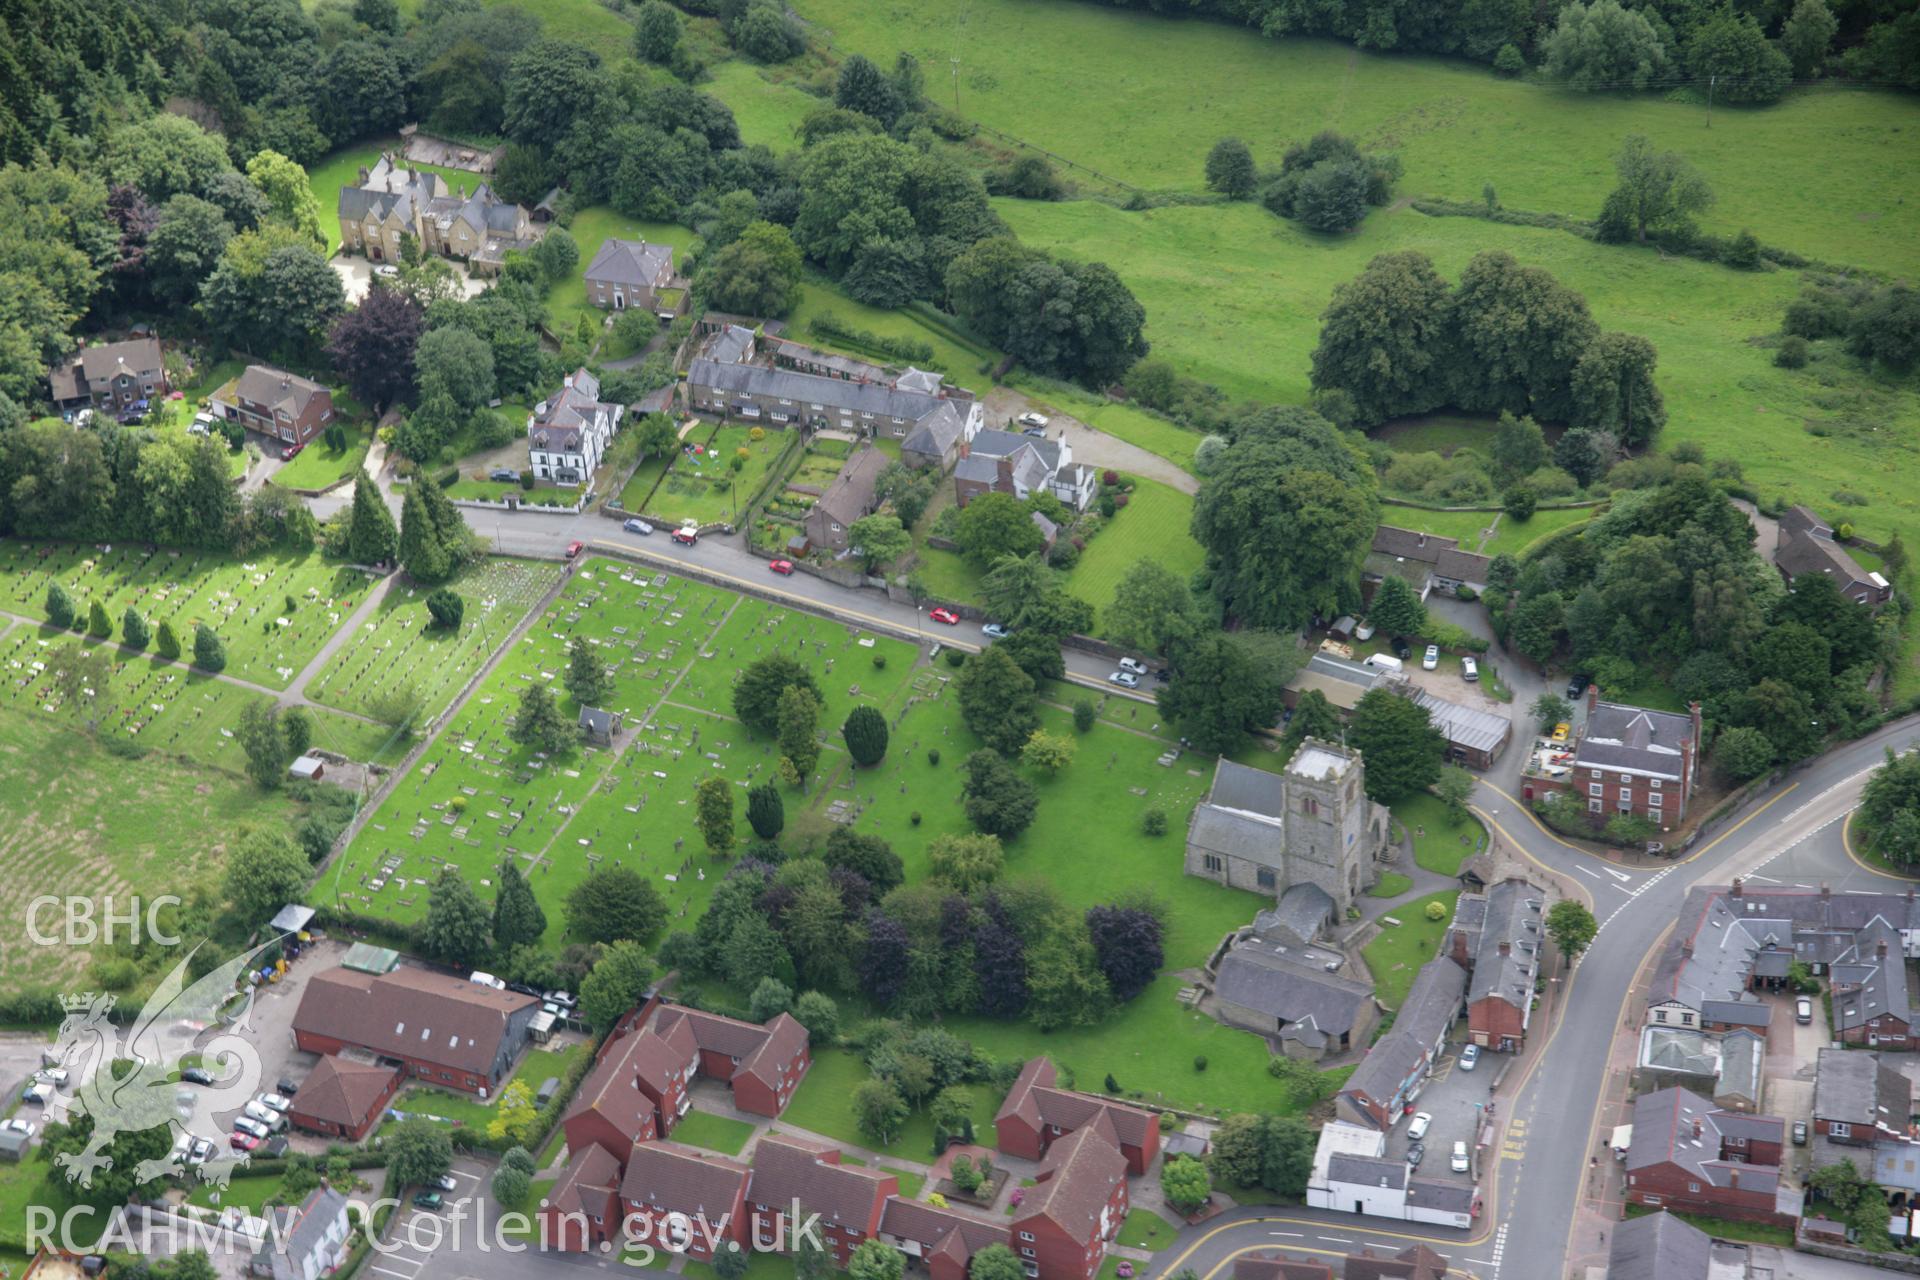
left=1730, top=879, right=1744, bottom=898
left=1822, top=883, right=1832, bottom=900
left=1880, top=938, right=1890, bottom=960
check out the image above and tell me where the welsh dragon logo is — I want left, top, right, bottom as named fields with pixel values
left=48, top=939, right=279, bottom=1190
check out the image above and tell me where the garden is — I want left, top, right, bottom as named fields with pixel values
left=641, top=425, right=792, bottom=527
left=274, top=420, right=376, bottom=493
left=305, top=558, right=564, bottom=725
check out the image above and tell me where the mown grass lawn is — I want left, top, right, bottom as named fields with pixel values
left=616, top=454, right=674, bottom=513
left=1392, top=795, right=1488, bottom=878
left=671, top=1108, right=757, bottom=1155
left=1116, top=1207, right=1178, bottom=1251
left=782, top=1047, right=997, bottom=1158
left=308, top=141, right=474, bottom=255
left=790, top=0, right=1920, bottom=273
left=786, top=281, right=993, bottom=382
left=1368, top=872, right=1413, bottom=898
left=543, top=208, right=694, bottom=345
left=1066, top=478, right=1203, bottom=628
left=1362, top=890, right=1460, bottom=1008
left=274, top=425, right=371, bottom=493
left=187, top=1173, right=285, bottom=1213
left=646, top=426, right=789, bottom=527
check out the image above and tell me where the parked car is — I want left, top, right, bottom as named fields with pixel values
left=1792, top=1120, right=1809, bottom=1146
left=1462, top=656, right=1480, bottom=682
left=1566, top=673, right=1591, bottom=700
left=229, top=1132, right=260, bottom=1153
left=928, top=607, right=960, bottom=625
left=981, top=623, right=1009, bottom=639
left=1406, top=1141, right=1425, bottom=1168
left=545, top=990, right=576, bottom=1009
left=1108, top=670, right=1141, bottom=689
left=489, top=468, right=520, bottom=483
left=187, top=1137, right=215, bottom=1166
left=1407, top=1112, right=1433, bottom=1141
left=1354, top=621, right=1377, bottom=641
left=36, top=1068, right=68, bottom=1088
left=258, top=1093, right=291, bottom=1113
left=564, top=540, right=583, bottom=559
left=374, top=265, right=400, bottom=279
left=1450, top=1141, right=1470, bottom=1173
left=671, top=527, right=697, bottom=545
left=1551, top=722, right=1571, bottom=743
left=1796, top=996, right=1814, bottom=1024
left=1423, top=645, right=1440, bottom=671
left=433, top=1173, right=460, bottom=1192
left=1022, top=427, right=1047, bottom=438
left=1017, top=412, right=1049, bottom=429
left=1392, top=638, right=1413, bottom=660
left=412, top=1192, right=444, bottom=1211
left=622, top=519, right=653, bottom=535
left=275, top=1077, right=300, bottom=1097
left=242, top=1101, right=280, bottom=1128
left=232, top=1115, right=269, bottom=1140
left=2, top=1118, right=35, bottom=1139
left=1118, top=657, right=1149, bottom=674
left=1459, top=1044, right=1480, bottom=1071
left=769, top=559, right=795, bottom=575
left=181, top=1067, right=215, bottom=1086
left=1153, top=667, right=1171, bottom=683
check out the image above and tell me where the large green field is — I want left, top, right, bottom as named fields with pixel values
left=998, top=200, right=1920, bottom=566
left=784, top=0, right=1920, bottom=274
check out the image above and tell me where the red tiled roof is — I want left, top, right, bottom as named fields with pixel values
left=288, top=1055, right=398, bottom=1130
left=550, top=1144, right=623, bottom=1219
left=1014, top=1123, right=1127, bottom=1243
left=293, top=966, right=537, bottom=1075
left=996, top=1058, right=1156, bottom=1148
left=1344, top=1244, right=1448, bottom=1280
left=620, top=1141, right=750, bottom=1219
left=1234, top=1255, right=1335, bottom=1280
left=749, top=1135, right=894, bottom=1228
left=651, top=1006, right=808, bottom=1092
left=566, top=1026, right=670, bottom=1138
left=879, top=1196, right=1006, bottom=1262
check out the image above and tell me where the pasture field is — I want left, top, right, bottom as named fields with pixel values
left=0, top=542, right=378, bottom=691
left=998, top=199, right=1920, bottom=565
left=788, top=0, right=1920, bottom=273
left=0, top=703, right=302, bottom=988
left=704, top=61, right=816, bottom=152
left=306, top=558, right=564, bottom=723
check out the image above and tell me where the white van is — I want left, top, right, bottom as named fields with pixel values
left=1364, top=653, right=1405, bottom=674
left=469, top=971, right=506, bottom=990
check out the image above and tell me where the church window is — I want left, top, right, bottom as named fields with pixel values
left=1256, top=868, right=1277, bottom=889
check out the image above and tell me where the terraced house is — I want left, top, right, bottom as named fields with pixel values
left=337, top=153, right=543, bottom=272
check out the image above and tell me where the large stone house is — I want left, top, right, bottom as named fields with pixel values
left=953, top=429, right=1096, bottom=513
left=337, top=154, right=543, bottom=272
left=1184, top=743, right=1390, bottom=918
left=1209, top=936, right=1378, bottom=1060
left=210, top=365, right=335, bottom=447
left=528, top=368, right=624, bottom=487
left=584, top=238, right=679, bottom=314
left=48, top=337, right=168, bottom=418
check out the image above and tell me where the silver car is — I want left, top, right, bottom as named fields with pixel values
left=1108, top=670, right=1140, bottom=689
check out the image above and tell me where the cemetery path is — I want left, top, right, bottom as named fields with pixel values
left=282, top=572, right=397, bottom=707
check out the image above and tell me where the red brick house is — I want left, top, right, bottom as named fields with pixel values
left=747, top=1134, right=896, bottom=1262
left=562, top=1000, right=671, bottom=1159
left=618, top=1141, right=751, bottom=1261
left=542, top=1144, right=625, bottom=1252
left=210, top=365, right=336, bottom=447
left=1812, top=1047, right=1912, bottom=1146
left=1624, top=1087, right=1791, bottom=1225
left=1010, top=1121, right=1130, bottom=1280
left=1522, top=688, right=1702, bottom=832
left=994, top=1059, right=1161, bottom=1175
left=876, top=1197, right=1009, bottom=1280
left=1447, top=879, right=1545, bottom=1053
left=291, top=966, right=539, bottom=1097
left=285, top=1055, right=401, bottom=1141
left=649, top=1005, right=811, bottom=1118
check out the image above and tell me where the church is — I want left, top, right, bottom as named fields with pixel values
left=1184, top=740, right=1391, bottom=932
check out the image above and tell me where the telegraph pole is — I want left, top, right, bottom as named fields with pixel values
left=1706, top=74, right=1716, bottom=129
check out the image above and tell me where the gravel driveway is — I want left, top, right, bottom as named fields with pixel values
left=979, top=387, right=1197, bottom=495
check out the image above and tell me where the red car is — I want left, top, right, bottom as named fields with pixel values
left=769, top=560, right=795, bottom=575
left=229, top=1132, right=260, bottom=1152
left=564, top=540, right=583, bottom=559
left=929, top=607, right=960, bottom=625
left=671, top=528, right=697, bottom=546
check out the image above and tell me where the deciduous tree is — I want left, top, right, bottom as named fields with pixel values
left=579, top=940, right=655, bottom=1031
left=422, top=867, right=492, bottom=966
left=566, top=867, right=668, bottom=944
left=732, top=656, right=822, bottom=736
left=1204, top=138, right=1257, bottom=199
left=961, top=749, right=1039, bottom=840
left=697, top=775, right=736, bottom=854
left=928, top=833, right=1005, bottom=893
left=510, top=683, right=570, bottom=755
left=1347, top=688, right=1445, bottom=802
left=956, top=646, right=1039, bottom=756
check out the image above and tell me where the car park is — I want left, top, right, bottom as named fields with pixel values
left=413, top=1192, right=444, bottom=1211
left=1407, top=1112, right=1433, bottom=1141
left=1423, top=645, right=1439, bottom=671
left=1461, top=656, right=1480, bottom=682
left=929, top=607, right=960, bottom=625
left=433, top=1173, right=460, bottom=1192
left=564, top=541, right=583, bottom=558
left=233, top=1115, right=269, bottom=1140
left=1108, top=670, right=1140, bottom=689
left=981, top=623, right=1009, bottom=639
left=671, top=527, right=697, bottom=545
left=1450, top=1141, right=1470, bottom=1173
left=769, top=559, right=795, bottom=575
left=1017, top=412, right=1049, bottom=429
left=622, top=519, right=653, bottom=535
left=1459, top=1044, right=1480, bottom=1071
left=489, top=468, right=520, bottom=483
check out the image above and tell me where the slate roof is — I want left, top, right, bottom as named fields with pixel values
left=1606, top=1211, right=1712, bottom=1280
left=230, top=366, right=329, bottom=420
left=1370, top=526, right=1457, bottom=565
left=1777, top=523, right=1885, bottom=597
left=1627, top=1086, right=1784, bottom=1194
left=585, top=238, right=674, bottom=288
left=1717, top=1029, right=1764, bottom=1105
left=896, top=368, right=944, bottom=394
left=1342, top=959, right=1466, bottom=1124
left=749, top=1134, right=893, bottom=1228
left=1213, top=941, right=1373, bottom=1038
left=1187, top=805, right=1283, bottom=867
left=1467, top=880, right=1542, bottom=1012
left=1575, top=701, right=1694, bottom=781
left=1432, top=548, right=1493, bottom=586
left=531, top=368, right=622, bottom=452
left=1288, top=652, right=1389, bottom=710
left=1326, top=1154, right=1406, bottom=1190
left=289, top=1055, right=398, bottom=1131
left=815, top=447, right=889, bottom=528
left=1252, top=882, right=1337, bottom=946
left=688, top=359, right=945, bottom=421
left=1016, top=1121, right=1127, bottom=1243
left=954, top=453, right=999, bottom=484
left=619, top=1141, right=749, bottom=1219
left=706, top=324, right=756, bottom=365
left=1699, top=998, right=1769, bottom=1027
left=51, top=338, right=166, bottom=400
left=969, top=428, right=1062, bottom=472
left=293, top=966, right=536, bottom=1075
left=262, top=1188, right=349, bottom=1280
left=901, top=400, right=967, bottom=459
left=1210, top=758, right=1288, bottom=817
left=1813, top=1047, right=1910, bottom=1134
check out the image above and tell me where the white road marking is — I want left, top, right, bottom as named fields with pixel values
left=1575, top=866, right=1602, bottom=880
left=1316, top=1236, right=1354, bottom=1244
